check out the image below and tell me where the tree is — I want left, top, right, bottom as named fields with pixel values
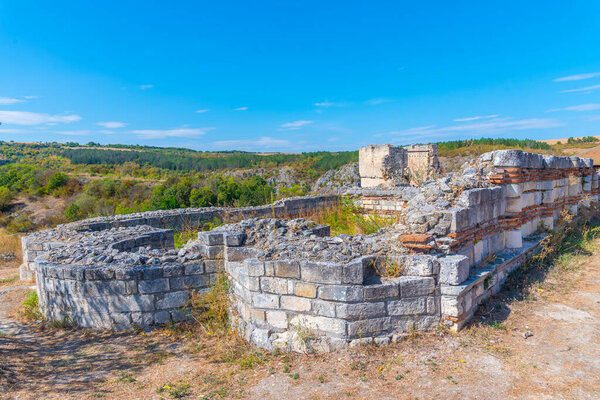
left=0, top=186, right=13, bottom=211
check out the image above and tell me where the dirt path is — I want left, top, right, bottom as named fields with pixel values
left=1, top=239, right=599, bottom=399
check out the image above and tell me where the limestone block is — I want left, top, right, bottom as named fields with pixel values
left=505, top=229, right=522, bottom=249
left=363, top=282, right=399, bottom=300
left=347, top=317, right=390, bottom=337
left=506, top=197, right=523, bottom=213
left=318, top=285, right=363, bottom=302
left=266, top=310, right=288, bottom=329
left=301, top=261, right=343, bottom=284
left=260, top=277, right=289, bottom=294
left=156, top=291, right=189, bottom=310
left=289, top=314, right=347, bottom=335
left=252, top=292, right=280, bottom=309
left=274, top=260, right=300, bottom=279
left=387, top=297, right=426, bottom=315
left=438, top=255, right=470, bottom=285
left=294, top=282, right=317, bottom=298
left=280, top=296, right=311, bottom=312
left=335, top=302, right=386, bottom=319
left=399, top=277, right=435, bottom=297
left=244, top=258, right=265, bottom=277
left=311, top=300, right=336, bottom=317
left=440, top=295, right=463, bottom=317
left=138, top=278, right=169, bottom=294
left=198, top=231, right=224, bottom=246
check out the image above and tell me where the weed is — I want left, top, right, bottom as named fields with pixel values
left=116, top=373, right=136, bottom=383
left=187, top=273, right=230, bottom=335
left=22, top=290, right=43, bottom=320
left=156, top=382, right=191, bottom=399
left=318, top=375, right=325, bottom=383
left=0, top=276, right=18, bottom=284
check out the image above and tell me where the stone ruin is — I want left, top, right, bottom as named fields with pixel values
left=20, top=149, right=599, bottom=352
left=359, top=143, right=439, bottom=187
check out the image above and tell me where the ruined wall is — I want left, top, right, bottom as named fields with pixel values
left=23, top=150, right=600, bottom=352
left=359, top=144, right=407, bottom=187
left=20, top=195, right=338, bottom=280
left=358, top=144, right=439, bottom=188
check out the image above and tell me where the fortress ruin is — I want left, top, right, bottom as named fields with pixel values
left=20, top=149, right=599, bottom=352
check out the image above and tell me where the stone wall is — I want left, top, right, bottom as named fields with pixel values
left=20, top=195, right=338, bottom=280
left=358, top=144, right=439, bottom=188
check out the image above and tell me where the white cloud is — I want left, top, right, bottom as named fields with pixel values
left=554, top=72, right=600, bottom=82
left=547, top=104, right=600, bottom=112
left=23, top=95, right=38, bottom=99
left=0, top=111, right=81, bottom=125
left=454, top=114, right=499, bottom=122
left=327, top=137, right=339, bottom=142
left=560, top=84, right=600, bottom=93
left=96, top=121, right=127, bottom=128
left=0, top=97, right=24, bottom=105
left=279, top=120, right=313, bottom=130
left=234, top=106, right=248, bottom=111
left=381, top=118, right=563, bottom=140
left=195, top=109, right=209, bottom=113
left=211, top=136, right=290, bottom=151
left=139, top=84, right=154, bottom=90
left=132, top=127, right=215, bottom=139
left=314, top=100, right=348, bottom=107
left=365, top=98, right=393, bottom=105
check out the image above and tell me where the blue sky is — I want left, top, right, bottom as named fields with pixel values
left=1, top=1, right=600, bottom=152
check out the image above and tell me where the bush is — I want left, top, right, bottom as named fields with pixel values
left=64, top=203, right=82, bottom=221
left=0, top=186, right=13, bottom=211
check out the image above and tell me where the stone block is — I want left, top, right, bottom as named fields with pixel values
left=224, top=231, right=247, bottom=247
left=301, top=261, right=343, bottom=284
left=335, top=302, right=386, bottom=319
left=244, top=258, right=265, bottom=277
left=162, top=265, right=183, bottom=277
left=109, top=295, right=156, bottom=313
left=399, top=277, right=435, bottom=297
left=387, top=297, right=426, bottom=315
left=260, top=277, right=289, bottom=294
left=363, top=283, right=399, bottom=300
left=438, top=255, right=470, bottom=285
left=198, top=231, right=224, bottom=246
left=225, top=246, right=263, bottom=262
left=266, top=310, right=288, bottom=329
left=274, top=260, right=300, bottom=278
left=398, top=255, right=440, bottom=276
left=169, top=275, right=209, bottom=290
left=318, top=285, right=363, bottom=302
left=281, top=296, right=311, bottom=312
left=440, top=295, right=462, bottom=317
left=184, top=262, right=204, bottom=275
left=311, top=300, right=336, bottom=317
left=294, top=282, right=317, bottom=298
left=156, top=291, right=189, bottom=310
left=252, top=292, right=280, bottom=309
left=341, top=257, right=366, bottom=284
left=347, top=317, right=391, bottom=337
left=138, top=279, right=169, bottom=294
left=289, top=315, right=347, bottom=336
left=505, top=229, right=522, bottom=249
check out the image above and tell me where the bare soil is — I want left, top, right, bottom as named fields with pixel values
left=1, top=240, right=599, bottom=399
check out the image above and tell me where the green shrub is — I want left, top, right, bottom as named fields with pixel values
left=64, top=203, right=82, bottom=221
left=22, top=291, right=43, bottom=320
left=0, top=186, right=12, bottom=211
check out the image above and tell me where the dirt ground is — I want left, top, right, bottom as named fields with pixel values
left=1, top=239, right=600, bottom=400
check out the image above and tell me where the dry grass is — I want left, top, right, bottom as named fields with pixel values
left=0, top=230, right=22, bottom=264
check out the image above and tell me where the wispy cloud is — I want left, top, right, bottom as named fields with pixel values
left=139, top=84, right=154, bottom=90
left=381, top=118, right=563, bottom=141
left=0, top=111, right=81, bottom=125
left=279, top=120, right=313, bottom=130
left=314, top=100, right=348, bottom=108
left=132, top=127, right=214, bottom=139
left=365, top=98, right=394, bottom=105
left=554, top=72, right=600, bottom=82
left=96, top=121, right=127, bottom=128
left=211, top=136, right=290, bottom=151
left=560, top=84, right=600, bottom=93
left=195, top=109, right=209, bottom=113
left=547, top=104, right=600, bottom=112
left=453, top=114, right=499, bottom=122
left=0, top=97, right=25, bottom=105
left=234, top=106, right=248, bottom=111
